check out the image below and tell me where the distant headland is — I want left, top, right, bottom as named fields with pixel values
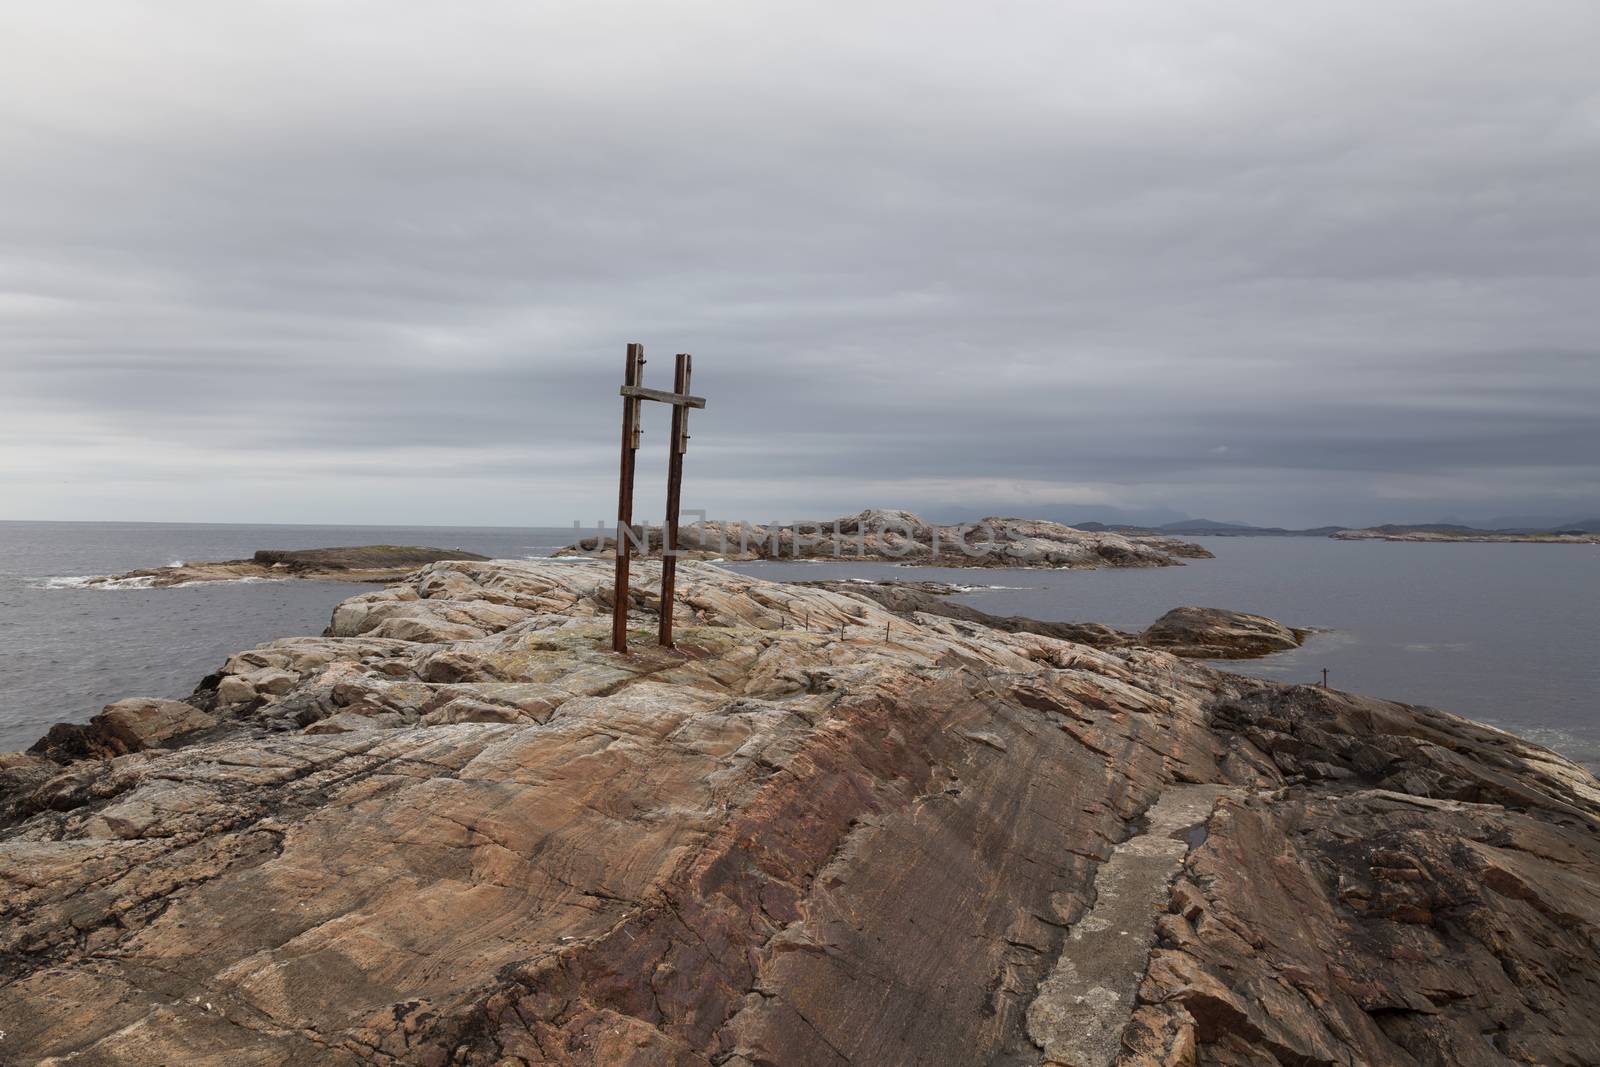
left=1075, top=517, right=1600, bottom=543
left=73, top=546, right=491, bottom=588
left=1332, top=525, right=1600, bottom=544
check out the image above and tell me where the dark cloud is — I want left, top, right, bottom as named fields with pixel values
left=2, top=1, right=1597, bottom=527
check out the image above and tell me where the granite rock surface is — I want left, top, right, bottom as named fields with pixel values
left=2, top=559, right=1596, bottom=1066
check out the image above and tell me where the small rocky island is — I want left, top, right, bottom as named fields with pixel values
left=74, top=545, right=491, bottom=588
left=563, top=507, right=1212, bottom=569
left=3, top=558, right=1598, bottom=1065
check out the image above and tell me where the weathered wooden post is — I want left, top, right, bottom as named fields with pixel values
left=612, top=343, right=645, bottom=653
left=658, top=353, right=692, bottom=648
left=610, top=345, right=706, bottom=654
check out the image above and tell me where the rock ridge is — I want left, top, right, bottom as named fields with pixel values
left=0, top=558, right=1596, bottom=1066
left=796, top=580, right=1306, bottom=660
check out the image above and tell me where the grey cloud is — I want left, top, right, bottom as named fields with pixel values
left=1, top=1, right=1597, bottom=527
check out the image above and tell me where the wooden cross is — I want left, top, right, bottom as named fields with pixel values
left=612, top=343, right=707, bottom=653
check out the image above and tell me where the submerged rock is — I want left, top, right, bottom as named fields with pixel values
left=0, top=559, right=1595, bottom=1066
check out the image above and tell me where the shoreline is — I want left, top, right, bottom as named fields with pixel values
left=6, top=556, right=1588, bottom=765
left=13, top=536, right=1599, bottom=769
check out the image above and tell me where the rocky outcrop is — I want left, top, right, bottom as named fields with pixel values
left=561, top=508, right=1212, bottom=569
left=0, top=753, right=59, bottom=813
left=70, top=545, right=491, bottom=588
left=0, top=559, right=1596, bottom=1066
left=795, top=578, right=1135, bottom=647
left=27, top=697, right=218, bottom=762
left=1139, top=606, right=1308, bottom=659
left=800, top=581, right=1306, bottom=659
left=1126, top=685, right=1600, bottom=1067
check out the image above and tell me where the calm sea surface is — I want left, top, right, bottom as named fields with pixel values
left=0, top=522, right=576, bottom=751
left=2, top=524, right=1596, bottom=768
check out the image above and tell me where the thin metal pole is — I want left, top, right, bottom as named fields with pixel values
left=612, top=343, right=643, bottom=653
left=658, top=353, right=691, bottom=648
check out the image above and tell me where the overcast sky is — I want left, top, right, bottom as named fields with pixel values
left=2, top=2, right=1597, bottom=528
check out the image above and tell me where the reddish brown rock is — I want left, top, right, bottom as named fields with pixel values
left=1138, top=606, right=1306, bottom=659
left=1127, top=687, right=1600, bottom=1067
left=0, top=561, right=1594, bottom=1066
left=27, top=697, right=217, bottom=762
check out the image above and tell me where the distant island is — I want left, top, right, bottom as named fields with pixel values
left=1072, top=519, right=1344, bottom=537
left=1333, top=525, right=1600, bottom=544
left=1074, top=516, right=1600, bottom=542
left=73, top=546, right=491, bottom=588
left=66, top=510, right=1600, bottom=597
left=560, top=508, right=1212, bottom=569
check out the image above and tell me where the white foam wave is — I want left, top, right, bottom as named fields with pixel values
left=41, top=574, right=157, bottom=590
left=40, top=574, right=288, bottom=590
left=169, top=576, right=287, bottom=588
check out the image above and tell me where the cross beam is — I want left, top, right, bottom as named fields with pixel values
left=620, top=385, right=705, bottom=409
left=611, top=344, right=705, bottom=653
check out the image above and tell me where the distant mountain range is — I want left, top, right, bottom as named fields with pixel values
left=1443, top=513, right=1600, bottom=532
left=1071, top=518, right=1600, bottom=538
left=1072, top=519, right=1342, bottom=537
